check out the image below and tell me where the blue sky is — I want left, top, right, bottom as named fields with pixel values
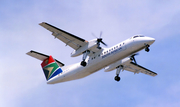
left=0, top=0, right=180, bottom=107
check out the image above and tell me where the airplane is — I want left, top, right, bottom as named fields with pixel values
left=26, top=22, right=157, bottom=84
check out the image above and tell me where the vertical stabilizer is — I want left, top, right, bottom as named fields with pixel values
left=41, top=56, right=63, bottom=80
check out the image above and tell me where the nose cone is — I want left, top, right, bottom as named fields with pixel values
left=146, top=37, right=155, bottom=45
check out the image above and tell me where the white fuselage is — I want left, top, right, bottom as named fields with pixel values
left=47, top=36, right=155, bottom=84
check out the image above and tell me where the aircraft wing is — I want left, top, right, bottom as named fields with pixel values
left=124, top=62, right=157, bottom=76
left=39, top=22, right=88, bottom=50
left=26, top=50, right=65, bottom=67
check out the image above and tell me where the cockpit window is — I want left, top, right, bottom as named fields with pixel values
left=133, top=36, right=139, bottom=38
left=130, top=35, right=145, bottom=39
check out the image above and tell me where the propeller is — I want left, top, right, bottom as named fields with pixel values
left=130, top=53, right=139, bottom=64
left=97, top=38, right=107, bottom=46
left=92, top=32, right=108, bottom=49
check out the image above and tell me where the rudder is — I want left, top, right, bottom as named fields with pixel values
left=41, top=56, right=63, bottom=81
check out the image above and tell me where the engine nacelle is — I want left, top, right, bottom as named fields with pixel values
left=71, top=39, right=99, bottom=57
left=104, top=57, right=131, bottom=72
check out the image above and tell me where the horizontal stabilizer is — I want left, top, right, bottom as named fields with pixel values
left=26, top=50, right=64, bottom=67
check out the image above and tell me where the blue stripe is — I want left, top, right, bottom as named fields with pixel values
left=48, top=68, right=63, bottom=80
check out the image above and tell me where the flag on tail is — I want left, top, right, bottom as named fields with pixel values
left=41, top=56, right=63, bottom=80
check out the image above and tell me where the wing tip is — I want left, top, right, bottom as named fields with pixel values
left=39, top=22, right=47, bottom=26
left=153, top=73, right=158, bottom=76
left=26, top=50, right=33, bottom=55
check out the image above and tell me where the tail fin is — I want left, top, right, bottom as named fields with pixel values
left=41, top=56, right=63, bottom=81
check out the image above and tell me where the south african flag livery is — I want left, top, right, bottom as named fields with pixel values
left=41, top=56, right=63, bottom=80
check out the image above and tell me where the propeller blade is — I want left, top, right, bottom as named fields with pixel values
left=100, top=31, right=102, bottom=38
left=131, top=53, right=139, bottom=64
left=92, top=33, right=98, bottom=38
left=132, top=56, right=137, bottom=64
left=100, top=41, right=107, bottom=46
left=93, top=32, right=108, bottom=48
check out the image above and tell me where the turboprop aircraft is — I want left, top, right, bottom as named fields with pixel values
left=26, top=22, right=157, bottom=84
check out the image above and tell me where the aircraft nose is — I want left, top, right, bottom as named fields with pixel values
left=145, top=37, right=155, bottom=45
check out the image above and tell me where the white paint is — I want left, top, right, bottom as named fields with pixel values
left=47, top=36, right=155, bottom=84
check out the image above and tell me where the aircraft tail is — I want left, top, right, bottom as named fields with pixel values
left=26, top=50, right=64, bottom=81
left=41, top=56, right=63, bottom=81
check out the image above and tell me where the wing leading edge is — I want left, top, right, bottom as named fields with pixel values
left=39, top=22, right=88, bottom=50
left=124, top=62, right=157, bottom=77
